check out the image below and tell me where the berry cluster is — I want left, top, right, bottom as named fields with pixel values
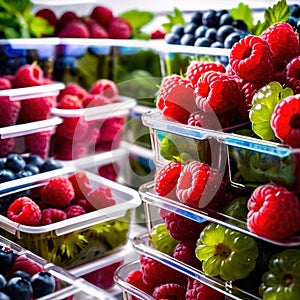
left=51, top=79, right=125, bottom=160
left=36, top=6, right=131, bottom=39
left=288, top=3, right=300, bottom=33
left=0, top=246, right=56, bottom=300
left=5, top=171, right=116, bottom=226
left=165, top=9, right=249, bottom=48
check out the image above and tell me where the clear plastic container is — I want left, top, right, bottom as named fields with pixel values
left=0, top=234, right=118, bottom=300
left=50, top=96, right=136, bottom=160
left=0, top=170, right=141, bottom=269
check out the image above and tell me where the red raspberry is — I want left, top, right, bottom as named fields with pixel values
left=186, top=277, right=224, bottom=300
left=140, top=255, right=187, bottom=289
left=35, top=8, right=57, bottom=27
left=82, top=94, right=111, bottom=108
left=9, top=256, right=43, bottom=277
left=152, top=283, right=186, bottom=300
left=58, top=20, right=90, bottom=38
left=187, top=110, right=228, bottom=129
left=85, top=18, right=109, bottom=38
left=194, top=71, right=241, bottom=114
left=64, top=205, right=86, bottom=218
left=56, top=117, right=89, bottom=141
left=7, top=197, right=41, bottom=226
left=68, top=171, right=93, bottom=198
left=285, top=56, right=300, bottom=94
left=98, top=163, right=119, bottom=181
left=90, top=6, right=114, bottom=30
left=172, top=242, right=202, bottom=269
left=90, top=79, right=119, bottom=98
left=157, top=75, right=197, bottom=124
left=56, top=11, right=78, bottom=33
left=260, top=22, right=299, bottom=70
left=0, top=138, right=15, bottom=156
left=19, top=96, right=56, bottom=123
left=70, top=197, right=95, bottom=212
left=164, top=212, right=208, bottom=242
left=58, top=95, right=83, bottom=109
left=150, top=28, right=166, bottom=39
left=108, top=17, right=131, bottom=39
left=86, top=185, right=116, bottom=210
left=12, top=64, right=44, bottom=88
left=41, top=177, right=75, bottom=208
left=57, top=82, right=87, bottom=103
left=40, top=208, right=67, bottom=225
left=229, top=35, right=274, bottom=84
left=270, top=94, right=300, bottom=148
left=186, top=61, right=226, bottom=88
left=247, top=184, right=300, bottom=240
left=125, top=270, right=153, bottom=298
left=155, top=162, right=183, bottom=199
left=25, top=131, right=52, bottom=159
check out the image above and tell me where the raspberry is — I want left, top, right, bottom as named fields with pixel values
left=126, top=270, right=153, bottom=298
left=176, top=161, right=214, bottom=208
left=12, top=64, right=44, bottom=88
left=70, top=197, right=95, bottom=213
left=229, top=35, right=274, bottom=84
left=82, top=94, right=111, bottom=108
left=164, top=212, right=207, bottom=242
left=58, top=95, right=83, bottom=109
left=157, top=75, right=197, bottom=124
left=68, top=171, right=93, bottom=198
left=98, top=163, right=119, bottom=181
left=152, top=283, right=186, bottom=300
left=108, top=17, right=131, bottom=39
left=9, top=256, right=43, bottom=277
left=260, top=22, right=299, bottom=70
left=0, top=138, right=15, bottom=157
left=86, top=185, right=116, bottom=209
left=155, top=162, right=183, bottom=199
left=285, top=56, right=300, bottom=94
left=187, top=110, right=227, bottom=129
left=140, top=255, right=187, bottom=289
left=19, top=96, right=56, bottom=123
left=57, top=82, right=87, bottom=103
left=186, top=61, right=226, bottom=87
left=56, top=117, right=89, bottom=141
left=172, top=242, right=202, bottom=269
left=185, top=277, right=224, bottom=300
left=194, top=71, right=241, bottom=114
left=25, top=131, right=52, bottom=159
left=85, top=18, right=109, bottom=38
left=247, top=184, right=300, bottom=240
left=56, top=11, right=78, bottom=33
left=35, top=8, right=57, bottom=27
left=90, top=79, right=119, bottom=98
left=40, top=208, right=67, bottom=225
left=41, top=177, right=75, bottom=208
left=150, top=28, right=166, bottom=39
left=90, top=6, right=114, bottom=30
left=64, top=205, right=86, bottom=218
left=58, top=20, right=90, bottom=38
left=270, top=94, right=300, bottom=147
left=7, top=197, right=41, bottom=226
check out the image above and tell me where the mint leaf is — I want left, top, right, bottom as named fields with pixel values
left=264, top=0, right=290, bottom=25
left=30, top=16, right=54, bottom=37
left=162, top=7, right=185, bottom=33
left=120, top=10, right=154, bottom=31
left=230, top=3, right=254, bottom=31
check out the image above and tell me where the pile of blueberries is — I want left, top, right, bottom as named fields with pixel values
left=0, top=153, right=63, bottom=184
left=288, top=4, right=300, bottom=32
left=165, top=9, right=250, bottom=49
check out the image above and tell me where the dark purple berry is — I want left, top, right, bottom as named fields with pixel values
left=190, top=11, right=203, bottom=25
left=184, top=22, right=198, bottom=35
left=0, top=274, right=7, bottom=289
left=219, top=13, right=233, bottom=26
left=15, top=170, right=33, bottom=179
left=205, top=27, right=217, bottom=41
left=11, top=270, right=31, bottom=281
left=224, top=31, right=242, bottom=48
left=0, top=246, right=14, bottom=271
left=170, top=24, right=184, bottom=37
left=0, top=292, right=9, bottom=300
left=180, top=34, right=196, bottom=46
left=4, top=154, right=26, bottom=173
left=24, top=154, right=44, bottom=168
left=24, top=163, right=40, bottom=175
left=202, top=9, right=218, bottom=28
left=0, top=169, right=15, bottom=183
left=194, top=37, right=213, bottom=47
left=216, top=25, right=236, bottom=43
left=195, top=25, right=208, bottom=39
left=31, top=272, right=55, bottom=298
left=40, top=158, right=62, bottom=172
left=5, top=277, right=31, bottom=300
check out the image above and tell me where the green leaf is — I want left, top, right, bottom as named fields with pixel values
left=162, top=7, right=185, bottom=33
left=120, top=10, right=154, bottom=31
left=230, top=3, right=254, bottom=31
left=264, top=0, right=290, bottom=25
left=131, top=31, right=150, bottom=40
left=4, top=27, right=21, bottom=38
left=30, top=16, right=54, bottom=37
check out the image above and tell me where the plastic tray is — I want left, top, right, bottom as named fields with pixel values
left=132, top=231, right=261, bottom=300
left=0, top=170, right=141, bottom=269
left=139, top=181, right=300, bottom=247
left=0, top=234, right=117, bottom=300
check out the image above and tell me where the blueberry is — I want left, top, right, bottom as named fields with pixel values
left=170, top=24, right=184, bottom=37
left=0, top=274, right=7, bottom=289
left=15, top=170, right=33, bottom=179
left=164, top=33, right=181, bottom=45
left=195, top=25, right=208, bottom=39
left=194, top=37, right=213, bottom=47
left=290, top=4, right=300, bottom=18
left=216, top=25, right=236, bottom=43
left=184, top=22, right=199, bottom=35
left=0, top=169, right=15, bottom=183
left=0, top=292, right=9, bottom=300
left=0, top=246, right=14, bottom=271
left=24, top=154, right=45, bottom=168
left=11, top=270, right=31, bottom=281
left=224, top=32, right=242, bottom=48
left=202, top=9, right=218, bottom=28
left=24, top=163, right=40, bottom=175
left=205, top=27, right=217, bottom=41
left=31, top=272, right=55, bottom=298
left=190, top=11, right=203, bottom=25
left=40, top=158, right=63, bottom=172
left=211, top=41, right=224, bottom=48
left=288, top=16, right=298, bottom=29
left=5, top=277, right=31, bottom=300
left=232, top=20, right=248, bottom=32
left=4, top=154, right=26, bottom=173
left=0, top=158, right=6, bottom=170
left=54, top=55, right=76, bottom=71
left=219, top=13, right=233, bottom=26
left=180, top=34, right=196, bottom=46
